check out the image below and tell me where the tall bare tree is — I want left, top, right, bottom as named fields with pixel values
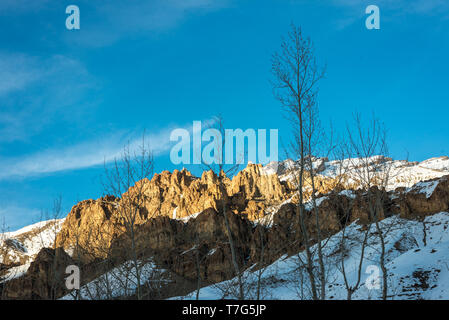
left=271, top=23, right=326, bottom=300
left=201, top=115, right=245, bottom=299
left=102, top=135, right=154, bottom=300
left=345, top=113, right=391, bottom=300
left=331, top=149, right=372, bottom=300
left=0, top=216, right=10, bottom=298
left=43, top=196, right=65, bottom=300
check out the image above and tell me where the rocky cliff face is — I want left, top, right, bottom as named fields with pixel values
left=2, top=157, right=449, bottom=300
left=55, top=164, right=292, bottom=262
left=2, top=247, right=73, bottom=299
left=391, top=176, right=449, bottom=219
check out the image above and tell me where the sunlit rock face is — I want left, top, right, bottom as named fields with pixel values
left=2, top=156, right=449, bottom=299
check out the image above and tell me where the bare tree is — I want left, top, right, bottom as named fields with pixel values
left=42, top=196, right=65, bottom=300
left=303, top=102, right=338, bottom=299
left=321, top=141, right=371, bottom=300
left=200, top=115, right=245, bottom=299
left=68, top=210, right=119, bottom=300
left=102, top=135, right=155, bottom=300
left=193, top=234, right=203, bottom=300
left=62, top=135, right=162, bottom=300
left=0, top=216, right=10, bottom=298
left=345, top=113, right=392, bottom=300
left=271, top=23, right=326, bottom=300
left=255, top=218, right=267, bottom=300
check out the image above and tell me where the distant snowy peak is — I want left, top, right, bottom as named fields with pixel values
left=419, top=156, right=449, bottom=171
left=263, top=155, right=449, bottom=191
left=0, top=218, right=65, bottom=267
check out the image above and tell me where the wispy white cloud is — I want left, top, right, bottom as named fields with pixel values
left=1, top=0, right=222, bottom=47
left=0, top=53, right=91, bottom=96
left=0, top=132, right=129, bottom=180
left=64, top=0, right=229, bottom=47
left=0, top=120, right=213, bottom=180
left=0, top=53, right=98, bottom=142
left=0, top=0, right=230, bottom=47
left=0, top=53, right=41, bottom=96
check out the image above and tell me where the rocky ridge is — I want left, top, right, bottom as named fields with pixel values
left=1, top=156, right=449, bottom=299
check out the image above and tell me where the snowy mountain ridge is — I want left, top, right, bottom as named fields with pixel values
left=176, top=211, right=449, bottom=300
left=1, top=155, right=449, bottom=300
left=263, top=155, right=449, bottom=191
left=0, top=219, right=65, bottom=283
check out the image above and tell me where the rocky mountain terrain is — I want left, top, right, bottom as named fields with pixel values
left=175, top=211, right=449, bottom=300
left=1, top=156, right=449, bottom=300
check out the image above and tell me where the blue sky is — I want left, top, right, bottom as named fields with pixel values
left=1, top=0, right=449, bottom=230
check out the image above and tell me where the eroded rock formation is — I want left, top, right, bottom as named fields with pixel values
left=2, top=159, right=449, bottom=300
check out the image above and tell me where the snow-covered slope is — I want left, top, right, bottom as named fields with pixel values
left=175, top=212, right=449, bottom=300
left=264, top=156, right=449, bottom=191
left=2, top=155, right=449, bottom=300
left=0, top=218, right=65, bottom=282
left=60, top=259, right=168, bottom=300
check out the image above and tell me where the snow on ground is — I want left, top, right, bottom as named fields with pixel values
left=261, top=161, right=281, bottom=176
left=258, top=197, right=294, bottom=227
left=339, top=190, right=356, bottom=199
left=61, top=259, right=169, bottom=300
left=304, top=196, right=328, bottom=211
left=174, top=212, right=449, bottom=300
left=2, top=156, right=449, bottom=298
left=0, top=262, right=31, bottom=283
left=176, top=212, right=202, bottom=223
left=270, top=156, right=449, bottom=191
left=419, top=157, right=449, bottom=172
left=0, top=218, right=65, bottom=283
left=0, top=218, right=65, bottom=265
left=2, top=218, right=64, bottom=239
left=406, top=180, right=440, bottom=198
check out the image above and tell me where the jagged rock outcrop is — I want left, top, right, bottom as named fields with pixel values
left=55, top=165, right=293, bottom=263
left=2, top=247, right=73, bottom=299
left=391, top=176, right=449, bottom=219
left=108, top=207, right=253, bottom=284
left=229, top=163, right=288, bottom=203
left=52, top=160, right=449, bottom=284
left=3, top=157, right=449, bottom=300
left=55, top=196, right=122, bottom=262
